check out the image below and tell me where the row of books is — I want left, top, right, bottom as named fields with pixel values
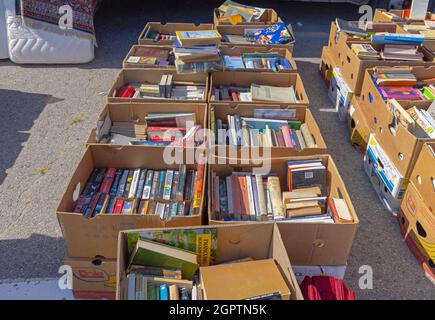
left=98, top=112, right=203, bottom=146
left=210, top=110, right=315, bottom=149
left=126, top=47, right=175, bottom=67
left=73, top=165, right=205, bottom=218
left=403, top=23, right=435, bottom=40
left=126, top=227, right=290, bottom=300
left=351, top=43, right=426, bottom=62
left=214, top=84, right=298, bottom=103
left=223, top=53, right=293, bottom=71
left=373, top=72, right=435, bottom=100
left=210, top=160, right=354, bottom=223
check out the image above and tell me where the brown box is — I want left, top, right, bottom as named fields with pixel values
left=207, top=154, right=359, bottom=266
left=213, top=8, right=281, bottom=26
left=359, top=66, right=435, bottom=133
left=209, top=103, right=326, bottom=158
left=373, top=9, right=435, bottom=24
left=86, top=102, right=207, bottom=146
left=138, top=22, right=214, bottom=46
left=339, top=41, right=435, bottom=94
left=209, top=71, right=309, bottom=106
left=216, top=25, right=295, bottom=53
left=56, top=146, right=207, bottom=259
left=220, top=45, right=297, bottom=72
left=64, top=256, right=117, bottom=300
left=347, top=95, right=371, bottom=155
left=107, top=69, right=209, bottom=103
left=122, top=45, right=175, bottom=69
left=319, top=46, right=339, bottom=88
left=398, top=182, right=435, bottom=280
left=116, top=223, right=304, bottom=300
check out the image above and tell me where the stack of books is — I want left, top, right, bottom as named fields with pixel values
left=407, top=105, right=435, bottom=138
left=142, top=26, right=176, bottom=42
left=368, top=33, right=426, bottom=61
left=214, top=84, right=298, bottom=103
left=173, top=30, right=222, bottom=73
left=113, top=74, right=206, bottom=100
left=210, top=108, right=316, bottom=150
left=223, top=53, right=293, bottom=71
left=211, top=159, right=355, bottom=223
left=125, top=47, right=175, bottom=67
left=381, top=45, right=425, bottom=61
left=404, top=24, right=435, bottom=40
left=72, top=164, right=205, bottom=219
left=125, top=228, right=218, bottom=300
left=98, top=112, right=203, bottom=147
left=350, top=43, right=380, bottom=60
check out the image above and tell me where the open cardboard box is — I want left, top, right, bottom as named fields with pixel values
left=138, top=22, right=214, bottom=46
left=208, top=103, right=326, bottom=158
left=339, top=41, right=435, bottom=95
left=319, top=46, right=338, bottom=88
left=359, top=66, right=435, bottom=133
left=213, top=8, right=281, bottom=26
left=216, top=24, right=295, bottom=53
left=122, top=45, right=175, bottom=69
left=209, top=71, right=309, bottom=106
left=56, top=145, right=207, bottom=259
left=219, top=45, right=297, bottom=72
left=373, top=9, right=435, bottom=24
left=107, top=69, right=209, bottom=104
left=86, top=102, right=207, bottom=147
left=395, top=23, right=435, bottom=52
left=347, top=95, right=371, bottom=155
left=207, top=154, right=359, bottom=266
left=64, top=256, right=117, bottom=300
left=116, top=223, right=303, bottom=300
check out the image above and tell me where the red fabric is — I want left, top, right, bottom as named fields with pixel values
left=300, top=276, right=356, bottom=300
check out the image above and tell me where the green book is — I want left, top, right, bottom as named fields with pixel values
left=128, top=239, right=198, bottom=280
left=287, top=120, right=302, bottom=130
left=147, top=283, right=156, bottom=300
left=421, top=87, right=435, bottom=100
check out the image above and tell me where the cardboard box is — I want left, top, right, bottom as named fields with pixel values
left=398, top=182, right=435, bottom=282
left=363, top=153, right=403, bottom=213
left=216, top=25, right=295, bottom=53
left=347, top=96, right=371, bottom=155
left=209, top=103, right=327, bottom=158
left=138, top=22, right=214, bottom=46
left=220, top=45, right=297, bottom=73
left=209, top=71, right=309, bottom=106
left=372, top=98, right=435, bottom=180
left=116, top=223, right=304, bottom=300
left=366, top=134, right=408, bottom=200
left=359, top=66, right=435, bottom=132
left=208, top=154, right=359, bottom=266
left=107, top=69, right=209, bottom=104
left=395, top=23, right=435, bottom=52
left=86, top=102, right=207, bottom=146
left=213, top=8, right=281, bottom=26
left=291, top=265, right=347, bottom=284
left=122, top=45, right=175, bottom=69
left=319, top=46, right=338, bottom=88
left=339, top=42, right=435, bottom=95
left=373, top=9, right=435, bottom=24
left=330, top=68, right=353, bottom=122
left=56, top=146, right=207, bottom=259
left=64, top=256, right=117, bottom=300
left=408, top=142, right=435, bottom=211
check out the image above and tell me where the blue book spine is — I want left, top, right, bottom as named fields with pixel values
left=159, top=284, right=169, bottom=300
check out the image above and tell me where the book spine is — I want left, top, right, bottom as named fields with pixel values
left=177, top=201, right=185, bottom=216
left=109, top=169, right=122, bottom=197
left=113, top=199, right=124, bottom=214
left=192, top=164, right=205, bottom=215
left=232, top=175, right=241, bottom=215
left=99, top=168, right=117, bottom=194
left=214, top=175, right=220, bottom=213
left=184, top=170, right=194, bottom=200
left=255, top=175, right=268, bottom=216
left=226, top=176, right=234, bottom=215
left=142, top=170, right=154, bottom=199
left=219, top=177, right=228, bottom=214
left=245, top=175, right=256, bottom=218
left=177, top=165, right=187, bottom=201
left=267, top=176, right=285, bottom=219
left=251, top=175, right=261, bottom=218
left=123, top=170, right=134, bottom=198
left=157, top=171, right=166, bottom=200
left=128, top=168, right=141, bottom=198
left=170, top=170, right=179, bottom=200
left=135, top=169, right=147, bottom=199
left=163, top=170, right=174, bottom=200
left=149, top=171, right=160, bottom=200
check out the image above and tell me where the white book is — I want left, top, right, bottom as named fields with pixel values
left=127, top=273, right=136, bottom=300
left=255, top=174, right=267, bottom=216
left=245, top=175, right=256, bottom=217
left=410, top=0, right=429, bottom=20
left=128, top=169, right=141, bottom=198
left=142, top=170, right=154, bottom=199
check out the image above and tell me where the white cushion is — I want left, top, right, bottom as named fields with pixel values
left=0, top=0, right=8, bottom=59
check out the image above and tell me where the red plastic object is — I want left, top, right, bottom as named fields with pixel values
left=300, top=275, right=356, bottom=300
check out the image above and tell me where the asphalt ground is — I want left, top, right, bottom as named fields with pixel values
left=0, top=0, right=434, bottom=299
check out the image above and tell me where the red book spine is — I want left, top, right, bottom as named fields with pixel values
left=113, top=199, right=124, bottom=214
left=238, top=176, right=249, bottom=216
left=230, top=90, right=239, bottom=102
left=98, top=168, right=117, bottom=194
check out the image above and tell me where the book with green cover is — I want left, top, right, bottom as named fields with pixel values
left=147, top=283, right=157, bottom=300
left=128, top=238, right=199, bottom=280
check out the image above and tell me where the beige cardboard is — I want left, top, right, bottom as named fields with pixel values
left=122, top=45, right=175, bottom=69
left=340, top=42, right=435, bottom=94
left=209, top=103, right=326, bottom=158
left=348, top=95, right=371, bottom=155
left=207, top=154, right=359, bottom=266
left=319, top=46, right=338, bottom=87
left=374, top=9, right=435, bottom=24
left=56, top=146, right=207, bottom=259
left=116, top=223, right=304, bottom=300
left=138, top=22, right=214, bottom=45
left=408, top=142, right=435, bottom=211
left=219, top=45, right=297, bottom=72
left=209, top=71, right=309, bottom=106
left=395, top=23, right=435, bottom=52
left=216, top=25, right=295, bottom=53
left=86, top=102, right=207, bottom=146
left=64, top=256, right=117, bottom=300
left=107, top=69, right=209, bottom=103
left=213, top=8, right=281, bottom=26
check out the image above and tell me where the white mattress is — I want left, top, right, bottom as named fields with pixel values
left=0, top=0, right=8, bottom=59
left=3, top=0, right=95, bottom=64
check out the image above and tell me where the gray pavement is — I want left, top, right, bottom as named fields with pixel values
left=0, top=0, right=433, bottom=299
